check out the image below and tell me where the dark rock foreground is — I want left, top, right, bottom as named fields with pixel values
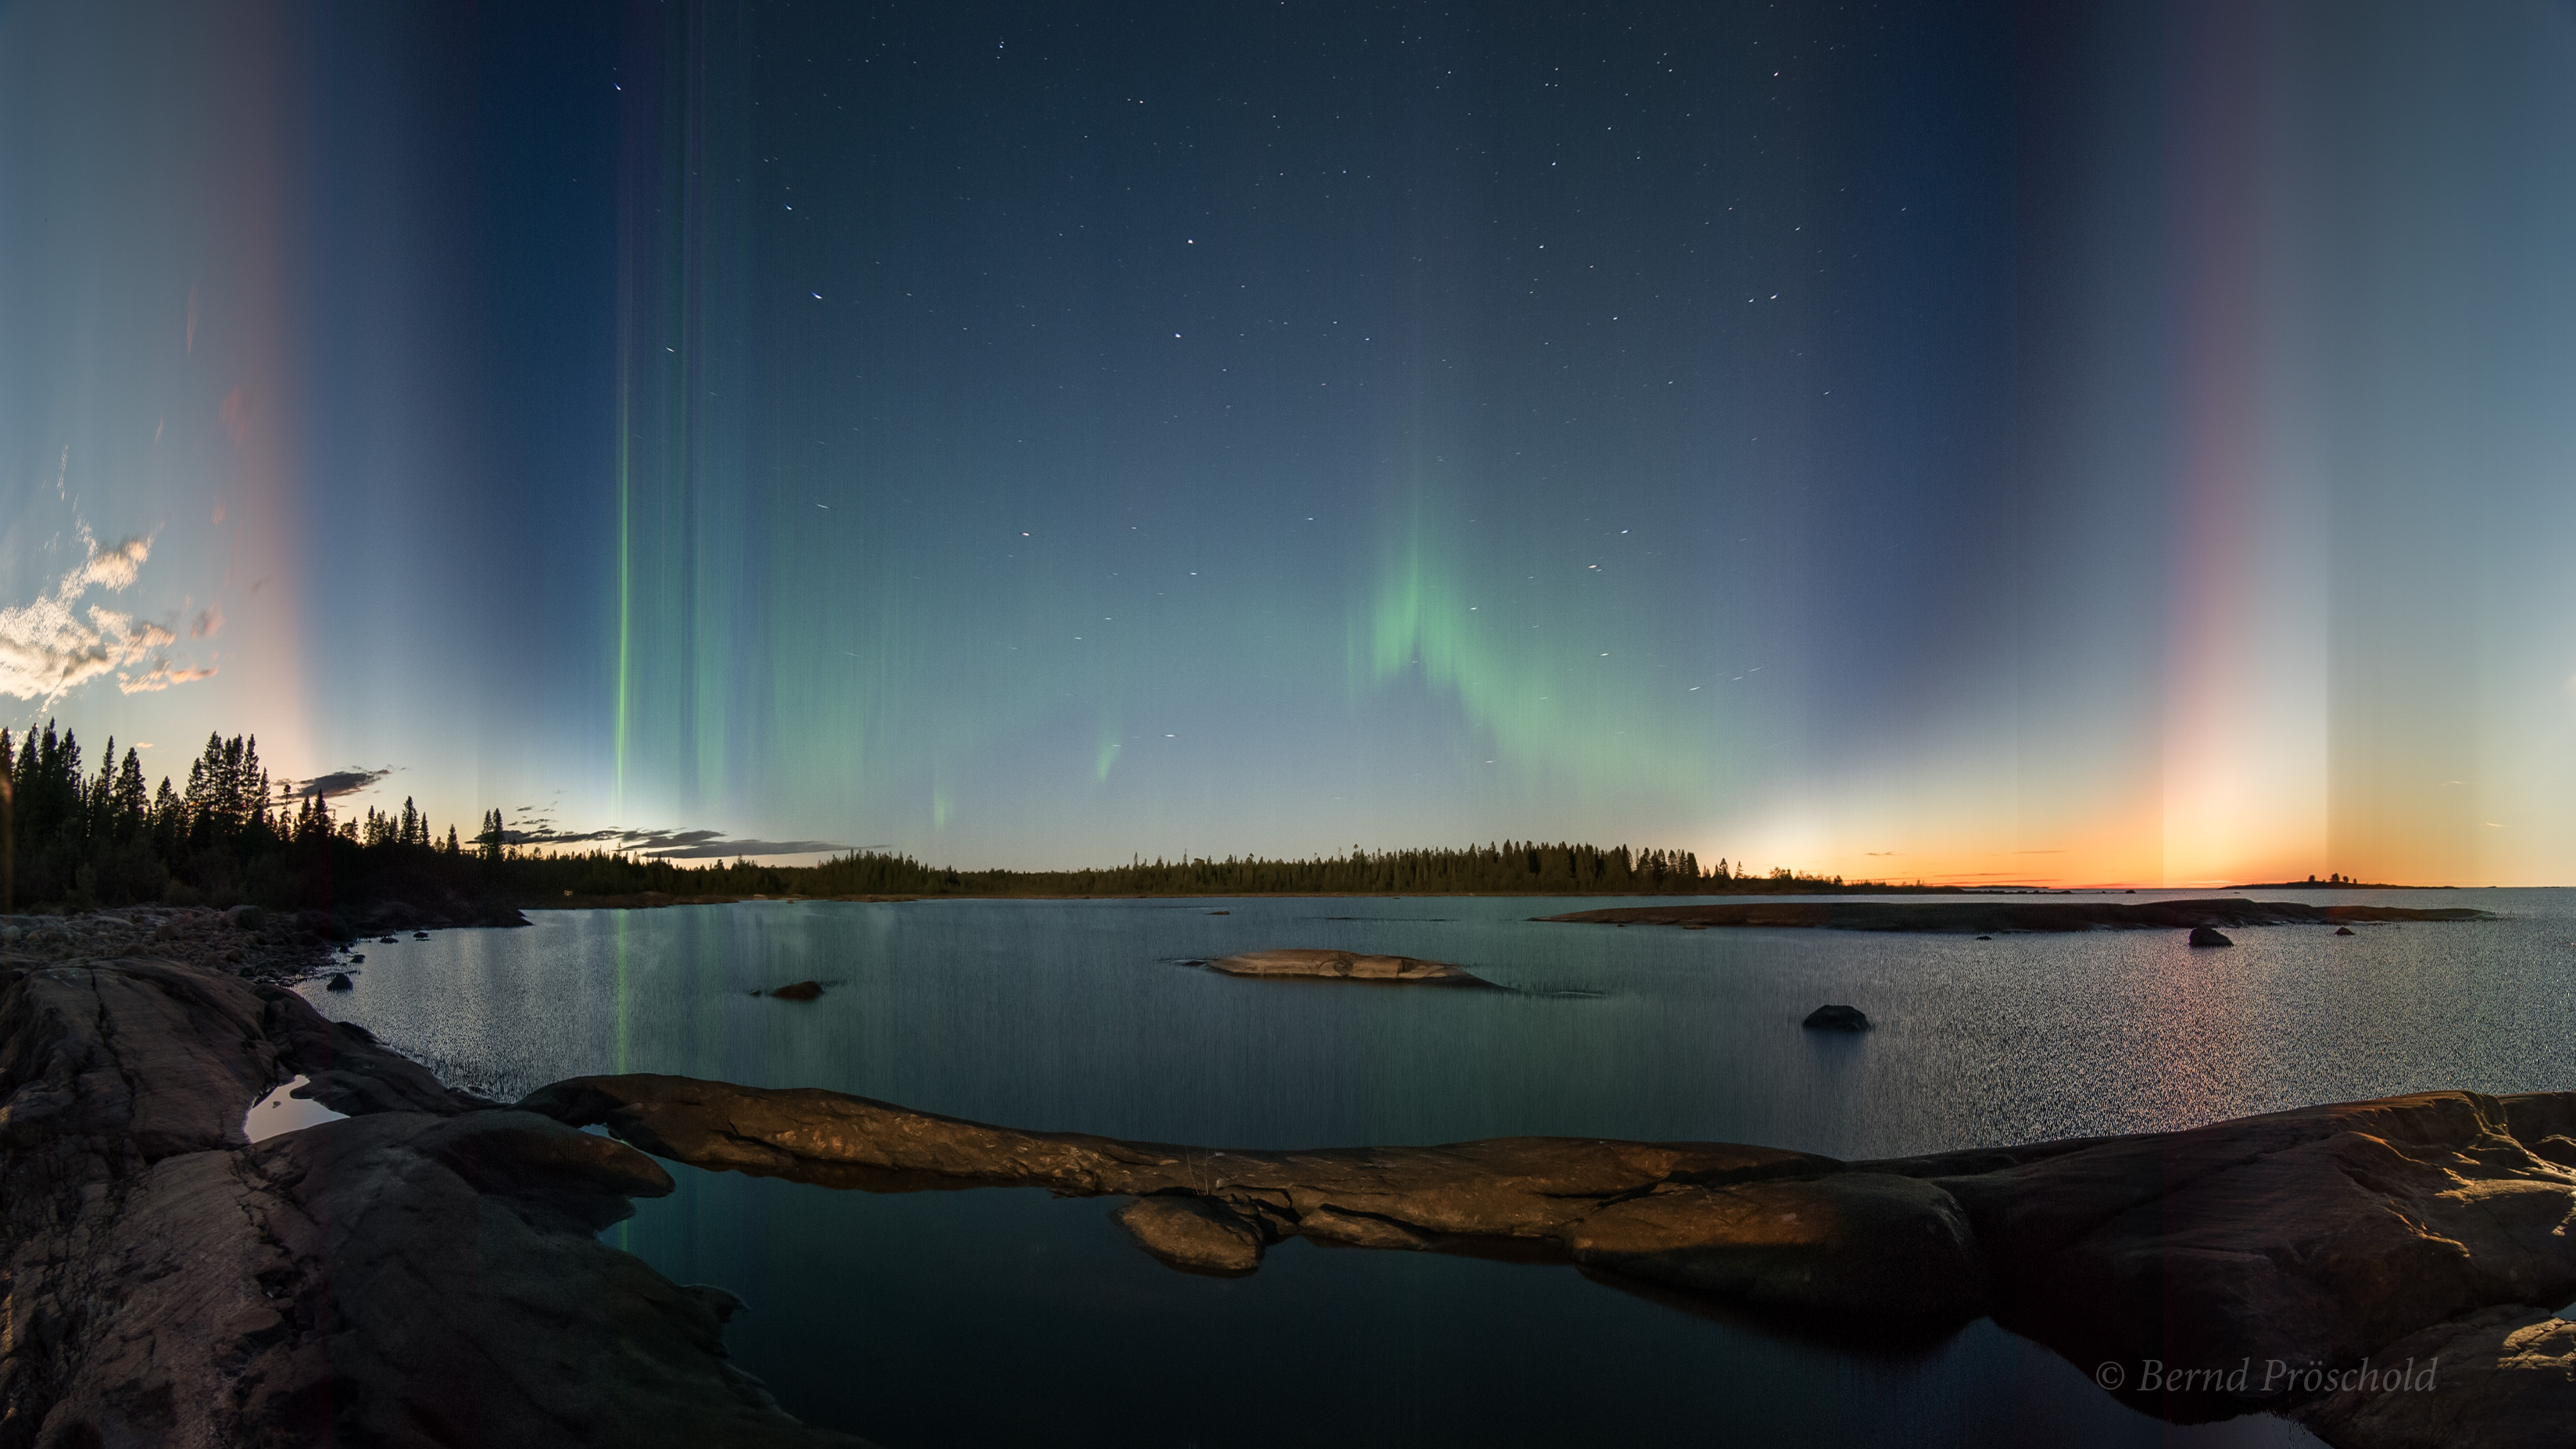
left=0, top=956, right=862, bottom=1449
left=1537, top=896, right=2493, bottom=933
left=8, top=950, right=2572, bottom=1449
left=524, top=1072, right=2576, bottom=1445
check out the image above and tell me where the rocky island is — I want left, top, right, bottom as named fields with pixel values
left=5, top=946, right=2570, bottom=1447
left=1537, top=897, right=2493, bottom=933
left=1202, top=948, right=1498, bottom=986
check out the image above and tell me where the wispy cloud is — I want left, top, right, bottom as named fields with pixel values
left=118, top=660, right=218, bottom=694
left=0, top=531, right=209, bottom=704
left=506, top=820, right=855, bottom=860
left=191, top=606, right=223, bottom=639
left=617, top=828, right=853, bottom=860
left=293, top=767, right=394, bottom=800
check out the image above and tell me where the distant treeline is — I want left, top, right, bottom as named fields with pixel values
left=767, top=843, right=1873, bottom=898
left=2, top=718, right=1913, bottom=913
left=529, top=843, right=1927, bottom=900
left=1, top=723, right=491, bottom=914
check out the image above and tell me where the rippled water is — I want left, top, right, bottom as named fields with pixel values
left=303, top=888, right=2575, bottom=1447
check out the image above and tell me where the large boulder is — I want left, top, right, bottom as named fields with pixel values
left=1909, top=1091, right=2576, bottom=1419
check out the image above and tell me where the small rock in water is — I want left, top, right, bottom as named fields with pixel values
left=325, top=972, right=354, bottom=991
left=1207, top=910, right=1229, bottom=916
left=1113, top=1195, right=1265, bottom=1275
left=1976, top=935, right=1991, bottom=941
left=413, top=930, right=430, bottom=939
left=2334, top=925, right=2356, bottom=936
left=379, top=935, right=399, bottom=944
left=767, top=980, right=825, bottom=1001
left=1207, top=950, right=1494, bottom=987
left=1802, top=1004, right=1871, bottom=1032
left=2188, top=926, right=2234, bottom=947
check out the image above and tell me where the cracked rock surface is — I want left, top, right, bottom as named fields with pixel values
left=0, top=956, right=864, bottom=1449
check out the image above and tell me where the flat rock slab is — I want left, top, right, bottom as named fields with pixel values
left=1205, top=948, right=1498, bottom=986
left=524, top=1072, right=2576, bottom=1440
left=1537, top=897, right=2492, bottom=933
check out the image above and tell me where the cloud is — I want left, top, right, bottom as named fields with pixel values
left=80, top=535, right=149, bottom=589
left=0, top=531, right=205, bottom=704
left=621, top=829, right=851, bottom=860
left=118, top=660, right=218, bottom=694
left=191, top=606, right=223, bottom=639
left=508, top=821, right=853, bottom=859
left=294, top=767, right=394, bottom=800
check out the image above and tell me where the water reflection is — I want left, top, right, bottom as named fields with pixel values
left=307, top=889, right=2570, bottom=1446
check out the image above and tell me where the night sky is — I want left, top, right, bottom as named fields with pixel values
left=5, top=1, right=2575, bottom=886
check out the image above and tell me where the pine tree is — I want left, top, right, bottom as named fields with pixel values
left=111, top=749, right=148, bottom=840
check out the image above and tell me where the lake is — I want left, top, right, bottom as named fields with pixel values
left=300, top=889, right=2575, bottom=1447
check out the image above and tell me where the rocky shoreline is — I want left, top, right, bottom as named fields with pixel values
left=0, top=952, right=860, bottom=1448
left=0, top=897, right=533, bottom=992
left=6, top=946, right=2571, bottom=1447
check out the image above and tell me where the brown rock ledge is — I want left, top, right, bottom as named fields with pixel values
left=0, top=957, right=864, bottom=1449
left=521, top=1072, right=2576, bottom=1444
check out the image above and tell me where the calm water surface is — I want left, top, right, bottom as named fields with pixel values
left=305, top=889, right=2576, bottom=1447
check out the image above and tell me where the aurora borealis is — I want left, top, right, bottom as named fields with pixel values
left=5, top=2, right=2574, bottom=886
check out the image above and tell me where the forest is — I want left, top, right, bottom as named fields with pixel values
left=1, top=721, right=1909, bottom=914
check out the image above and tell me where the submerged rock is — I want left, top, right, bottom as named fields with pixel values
left=2188, top=925, right=2234, bottom=947
left=1204, top=948, right=1496, bottom=986
left=767, top=980, right=825, bottom=1001
left=1113, top=1195, right=1266, bottom=1274
left=1801, top=1004, right=1871, bottom=1032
